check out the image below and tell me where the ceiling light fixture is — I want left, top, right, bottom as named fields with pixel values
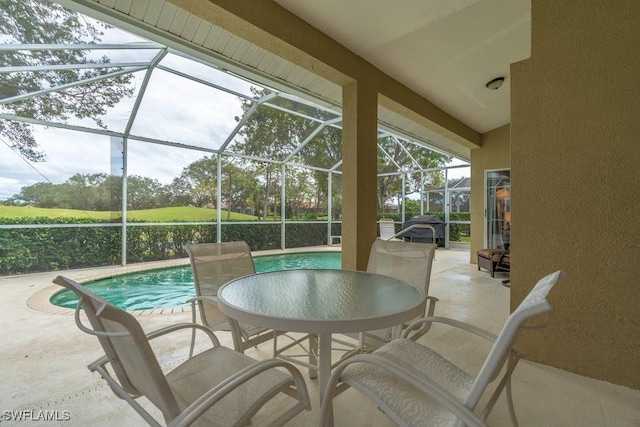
left=485, top=77, right=505, bottom=90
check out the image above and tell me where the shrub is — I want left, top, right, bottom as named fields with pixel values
left=0, top=217, right=345, bottom=275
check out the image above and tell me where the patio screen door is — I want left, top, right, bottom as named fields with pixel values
left=485, top=170, right=510, bottom=249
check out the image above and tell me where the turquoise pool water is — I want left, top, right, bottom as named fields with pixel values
left=50, top=252, right=341, bottom=311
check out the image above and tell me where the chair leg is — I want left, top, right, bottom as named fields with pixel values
left=506, top=373, right=520, bottom=427
left=480, top=351, right=521, bottom=427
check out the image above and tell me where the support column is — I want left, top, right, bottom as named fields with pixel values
left=341, top=81, right=378, bottom=270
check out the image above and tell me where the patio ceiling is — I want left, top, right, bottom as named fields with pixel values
left=272, top=0, right=531, bottom=135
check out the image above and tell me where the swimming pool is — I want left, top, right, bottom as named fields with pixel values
left=50, top=251, right=341, bottom=311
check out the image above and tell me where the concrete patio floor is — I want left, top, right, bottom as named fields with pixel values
left=1, top=246, right=639, bottom=426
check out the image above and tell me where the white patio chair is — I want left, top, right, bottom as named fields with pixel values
left=54, top=275, right=311, bottom=427
left=378, top=218, right=398, bottom=240
left=185, top=242, right=278, bottom=354
left=363, top=239, right=438, bottom=346
left=332, top=239, right=437, bottom=356
left=320, top=270, right=565, bottom=427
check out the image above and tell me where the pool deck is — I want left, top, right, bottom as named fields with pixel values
left=1, top=245, right=639, bottom=426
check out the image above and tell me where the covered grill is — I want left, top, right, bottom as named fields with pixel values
left=401, top=215, right=446, bottom=246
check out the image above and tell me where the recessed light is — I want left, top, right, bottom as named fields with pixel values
left=486, top=77, right=505, bottom=90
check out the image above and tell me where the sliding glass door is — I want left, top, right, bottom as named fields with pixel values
left=485, top=170, right=510, bottom=249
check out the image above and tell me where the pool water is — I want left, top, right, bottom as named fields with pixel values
left=50, top=251, right=341, bottom=311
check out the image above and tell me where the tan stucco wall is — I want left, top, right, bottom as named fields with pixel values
left=341, top=82, right=379, bottom=270
left=511, top=0, right=640, bottom=389
left=470, top=125, right=511, bottom=262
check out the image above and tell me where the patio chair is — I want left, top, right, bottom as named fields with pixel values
left=355, top=239, right=438, bottom=351
left=320, top=270, right=564, bottom=427
left=185, top=242, right=277, bottom=354
left=369, top=239, right=438, bottom=338
left=53, top=275, right=311, bottom=427
left=378, top=218, right=398, bottom=240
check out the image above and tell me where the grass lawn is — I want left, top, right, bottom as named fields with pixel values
left=0, top=206, right=258, bottom=222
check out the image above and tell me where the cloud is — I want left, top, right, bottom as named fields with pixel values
left=0, top=25, right=254, bottom=200
left=126, top=141, right=208, bottom=184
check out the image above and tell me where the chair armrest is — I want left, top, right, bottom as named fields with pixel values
left=402, top=316, right=528, bottom=361
left=168, top=358, right=311, bottom=427
left=403, top=297, right=439, bottom=341
left=81, top=318, right=221, bottom=369
left=86, top=324, right=217, bottom=401
left=145, top=322, right=222, bottom=360
left=146, top=322, right=220, bottom=347
left=186, top=295, right=219, bottom=304
left=186, top=295, right=220, bottom=326
left=185, top=296, right=249, bottom=352
left=495, top=250, right=510, bottom=273
left=403, top=316, right=498, bottom=342
left=321, top=353, right=487, bottom=427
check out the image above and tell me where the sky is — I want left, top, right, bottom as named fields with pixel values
left=0, top=5, right=468, bottom=202
left=0, top=14, right=255, bottom=200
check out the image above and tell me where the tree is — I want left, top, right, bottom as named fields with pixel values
left=171, top=157, right=218, bottom=208
left=13, top=182, right=57, bottom=207
left=169, top=156, right=258, bottom=217
left=9, top=173, right=104, bottom=209
left=298, top=120, right=342, bottom=217
left=127, top=175, right=167, bottom=210
left=0, top=0, right=135, bottom=161
left=235, top=88, right=319, bottom=220
left=284, top=167, right=314, bottom=219
left=6, top=172, right=172, bottom=211
left=221, top=161, right=256, bottom=219
left=376, top=137, right=449, bottom=212
left=64, top=173, right=112, bottom=210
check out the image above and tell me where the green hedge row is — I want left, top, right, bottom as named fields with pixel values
left=0, top=217, right=342, bottom=275
left=0, top=217, right=122, bottom=275
left=1, top=213, right=471, bottom=275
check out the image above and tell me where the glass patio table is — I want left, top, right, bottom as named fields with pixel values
left=217, top=268, right=425, bottom=400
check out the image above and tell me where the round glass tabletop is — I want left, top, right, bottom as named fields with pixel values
left=218, top=269, right=425, bottom=334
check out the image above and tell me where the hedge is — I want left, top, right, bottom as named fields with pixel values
left=0, top=217, right=342, bottom=275
left=1, top=214, right=471, bottom=275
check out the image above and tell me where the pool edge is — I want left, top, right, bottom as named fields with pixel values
left=28, top=246, right=342, bottom=316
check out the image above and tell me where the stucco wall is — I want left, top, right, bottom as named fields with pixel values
left=470, top=125, right=511, bottom=263
left=511, top=0, right=640, bottom=389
